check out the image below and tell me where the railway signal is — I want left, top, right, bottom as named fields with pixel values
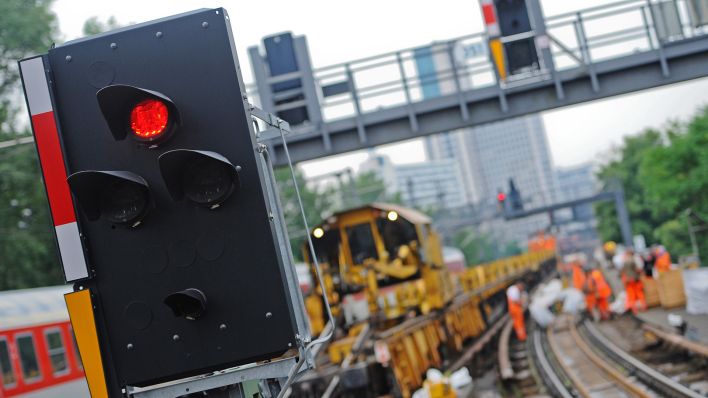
left=480, top=0, right=541, bottom=79
left=497, top=190, right=507, bottom=212
left=19, top=8, right=309, bottom=396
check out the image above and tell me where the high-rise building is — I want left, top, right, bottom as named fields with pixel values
left=555, top=163, right=600, bottom=252
left=424, top=115, right=560, bottom=208
left=415, top=44, right=561, bottom=245
left=359, top=153, right=467, bottom=210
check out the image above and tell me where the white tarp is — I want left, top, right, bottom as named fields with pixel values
left=529, top=279, right=585, bottom=326
left=683, top=268, right=708, bottom=315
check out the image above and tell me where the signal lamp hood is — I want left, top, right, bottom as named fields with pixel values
left=67, top=170, right=152, bottom=227
left=158, top=149, right=241, bottom=209
left=164, top=288, right=207, bottom=321
left=96, top=84, right=181, bottom=144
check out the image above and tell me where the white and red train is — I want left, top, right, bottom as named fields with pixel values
left=0, top=286, right=89, bottom=398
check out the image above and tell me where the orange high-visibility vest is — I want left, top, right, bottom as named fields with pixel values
left=572, top=263, right=586, bottom=291
left=655, top=252, right=671, bottom=273
left=591, top=269, right=611, bottom=298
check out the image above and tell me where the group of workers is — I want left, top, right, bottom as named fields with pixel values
left=569, top=254, right=613, bottom=320
left=616, top=245, right=672, bottom=314
left=504, top=244, right=672, bottom=342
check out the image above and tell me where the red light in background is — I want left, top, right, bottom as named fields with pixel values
left=497, top=192, right=506, bottom=202
left=130, top=99, right=169, bottom=140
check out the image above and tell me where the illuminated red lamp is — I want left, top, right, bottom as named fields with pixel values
left=97, top=84, right=181, bottom=146
left=130, top=99, right=169, bottom=140
left=497, top=192, right=506, bottom=202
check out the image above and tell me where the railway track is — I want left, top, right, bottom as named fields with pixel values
left=498, top=320, right=551, bottom=397
left=580, top=317, right=708, bottom=398
left=546, top=315, right=655, bottom=398
left=524, top=314, right=708, bottom=398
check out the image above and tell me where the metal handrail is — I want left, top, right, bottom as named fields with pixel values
left=253, top=0, right=704, bottom=129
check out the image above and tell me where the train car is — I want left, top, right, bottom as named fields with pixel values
left=295, top=203, right=557, bottom=397
left=0, top=286, right=89, bottom=398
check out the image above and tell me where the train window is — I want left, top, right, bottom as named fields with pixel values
left=346, top=223, right=378, bottom=264
left=378, top=218, right=419, bottom=258
left=311, top=229, right=341, bottom=266
left=69, top=327, right=82, bottom=369
left=0, top=338, right=16, bottom=387
left=16, top=334, right=41, bottom=382
left=44, top=329, right=68, bottom=375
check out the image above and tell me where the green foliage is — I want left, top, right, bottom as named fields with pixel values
left=595, top=106, right=708, bottom=259
left=0, top=145, right=61, bottom=289
left=0, top=0, right=57, bottom=140
left=355, top=171, right=389, bottom=204
left=453, top=228, right=520, bottom=265
left=652, top=218, right=692, bottom=258
left=275, top=167, right=335, bottom=261
left=638, top=107, right=708, bottom=258
left=0, top=0, right=61, bottom=290
left=274, top=168, right=400, bottom=260
left=82, top=16, right=121, bottom=36
left=594, top=129, right=664, bottom=244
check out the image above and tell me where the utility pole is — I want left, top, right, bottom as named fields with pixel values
left=407, top=178, right=417, bottom=208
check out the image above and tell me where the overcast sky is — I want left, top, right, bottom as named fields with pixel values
left=52, top=0, right=708, bottom=177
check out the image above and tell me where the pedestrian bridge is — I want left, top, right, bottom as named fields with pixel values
left=250, top=0, right=708, bottom=166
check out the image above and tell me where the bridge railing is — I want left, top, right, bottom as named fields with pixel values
left=273, top=0, right=706, bottom=128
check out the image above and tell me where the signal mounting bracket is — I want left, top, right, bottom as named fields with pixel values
left=250, top=104, right=292, bottom=142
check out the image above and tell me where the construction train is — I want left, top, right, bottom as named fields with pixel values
left=293, top=203, right=556, bottom=397
left=0, top=203, right=554, bottom=398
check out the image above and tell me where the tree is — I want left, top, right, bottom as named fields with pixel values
left=275, top=167, right=336, bottom=261
left=0, top=0, right=61, bottom=290
left=454, top=228, right=501, bottom=265
left=82, top=16, right=121, bottom=36
left=0, top=0, right=58, bottom=140
left=595, top=106, right=708, bottom=260
left=353, top=171, right=402, bottom=206
left=0, top=145, right=61, bottom=289
left=639, top=107, right=708, bottom=258
left=594, top=130, right=664, bottom=245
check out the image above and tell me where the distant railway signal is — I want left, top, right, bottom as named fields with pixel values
left=481, top=0, right=540, bottom=79
left=19, top=8, right=308, bottom=396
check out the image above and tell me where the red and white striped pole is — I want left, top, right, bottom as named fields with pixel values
left=480, top=0, right=501, bottom=38
left=19, top=56, right=89, bottom=282
left=480, top=0, right=507, bottom=80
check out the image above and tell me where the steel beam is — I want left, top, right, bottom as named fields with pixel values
left=267, top=36, right=708, bottom=166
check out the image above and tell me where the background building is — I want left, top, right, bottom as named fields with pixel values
left=359, top=153, right=467, bottom=210
left=414, top=44, right=561, bottom=245
left=554, top=163, right=601, bottom=253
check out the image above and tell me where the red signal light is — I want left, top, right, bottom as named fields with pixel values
left=130, top=99, right=169, bottom=140
left=497, top=192, right=506, bottom=202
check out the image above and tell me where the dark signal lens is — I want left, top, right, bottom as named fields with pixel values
left=182, top=159, right=234, bottom=207
left=130, top=99, right=169, bottom=140
left=99, top=180, right=149, bottom=225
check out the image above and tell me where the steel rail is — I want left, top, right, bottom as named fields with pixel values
left=498, top=319, right=515, bottom=379
left=583, top=320, right=705, bottom=398
left=642, top=323, right=708, bottom=359
left=568, top=319, right=652, bottom=398
left=532, top=329, right=574, bottom=398
left=545, top=322, right=595, bottom=398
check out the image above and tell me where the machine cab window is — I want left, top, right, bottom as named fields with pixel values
left=345, top=223, right=378, bottom=264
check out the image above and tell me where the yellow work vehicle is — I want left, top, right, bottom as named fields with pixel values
left=304, top=203, right=454, bottom=334
left=295, top=203, right=556, bottom=398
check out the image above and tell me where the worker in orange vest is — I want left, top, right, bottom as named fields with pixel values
left=590, top=266, right=612, bottom=320
left=582, top=267, right=597, bottom=317
left=569, top=254, right=587, bottom=291
left=654, top=245, right=671, bottom=273
left=620, top=249, right=646, bottom=314
left=507, top=282, right=527, bottom=341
